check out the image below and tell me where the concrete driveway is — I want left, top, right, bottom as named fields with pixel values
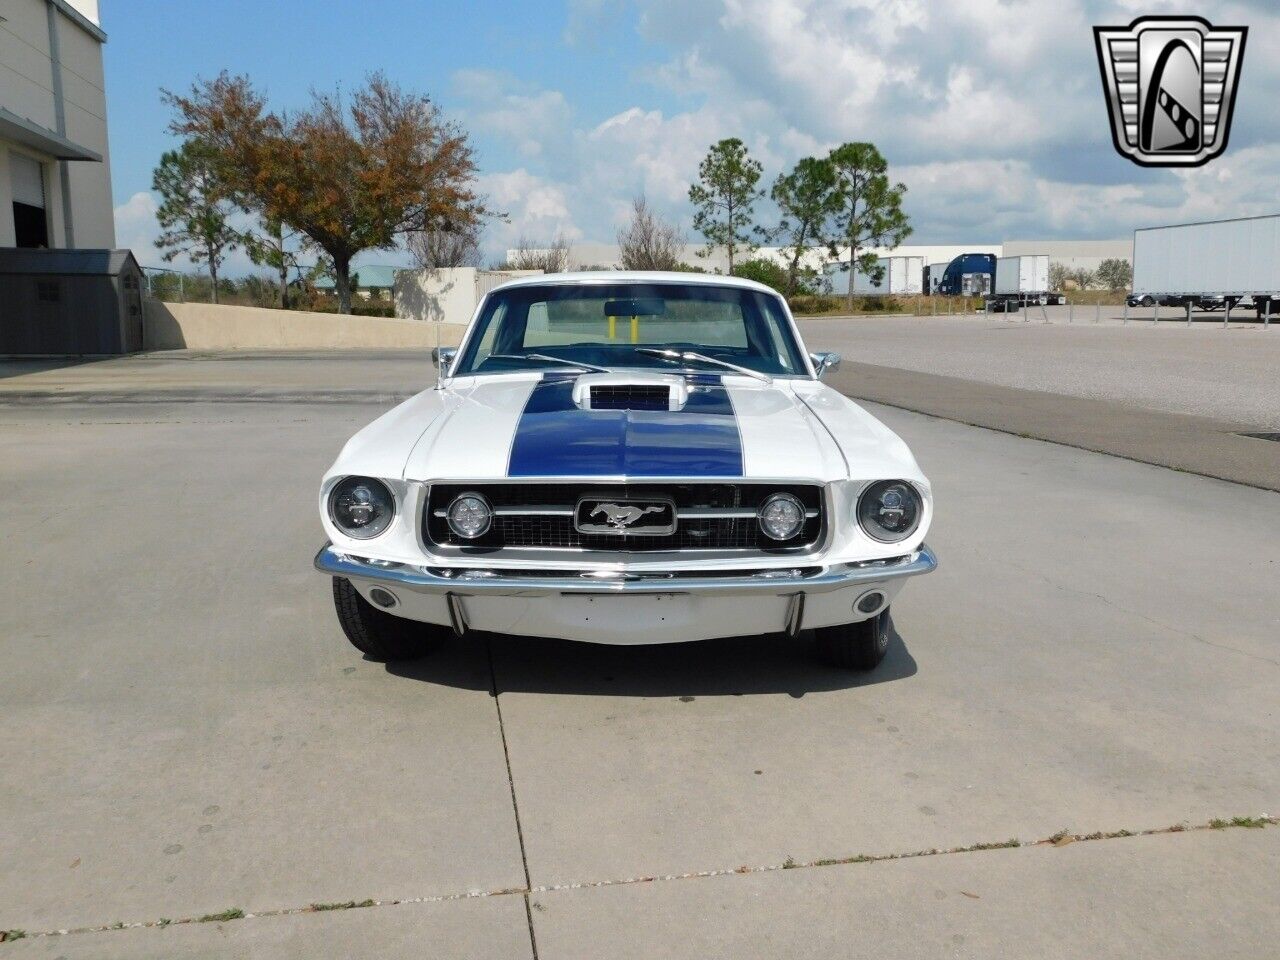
left=1, top=350, right=1277, bottom=957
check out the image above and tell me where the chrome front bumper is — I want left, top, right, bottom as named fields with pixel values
left=314, top=543, right=938, bottom=597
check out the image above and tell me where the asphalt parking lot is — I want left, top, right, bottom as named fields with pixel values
left=797, top=311, right=1280, bottom=428
left=2, top=340, right=1278, bottom=957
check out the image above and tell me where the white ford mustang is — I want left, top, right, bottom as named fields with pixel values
left=316, top=272, right=935, bottom=669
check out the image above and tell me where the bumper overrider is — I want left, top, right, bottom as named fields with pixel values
left=315, top=543, right=937, bottom=645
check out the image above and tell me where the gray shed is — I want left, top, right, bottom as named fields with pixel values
left=0, top=249, right=145, bottom=355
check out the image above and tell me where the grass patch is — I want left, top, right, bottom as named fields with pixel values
left=967, top=839, right=1020, bottom=851
left=0, top=930, right=26, bottom=942
left=1212, top=816, right=1270, bottom=830
left=309, top=899, right=375, bottom=912
left=198, top=908, right=245, bottom=923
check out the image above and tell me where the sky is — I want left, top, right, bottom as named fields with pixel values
left=104, top=0, right=1279, bottom=276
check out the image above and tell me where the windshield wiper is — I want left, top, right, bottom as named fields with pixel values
left=635, top=348, right=773, bottom=384
left=487, top=353, right=612, bottom=373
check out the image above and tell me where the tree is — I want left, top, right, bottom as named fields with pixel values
left=1049, top=261, right=1071, bottom=292
left=507, top=234, right=571, bottom=272
left=1069, top=268, right=1097, bottom=291
left=151, top=141, right=240, bottom=304
left=766, top=156, right=840, bottom=296
left=1096, top=258, right=1133, bottom=291
left=825, top=143, right=911, bottom=310
left=688, top=138, right=763, bottom=272
left=164, top=72, right=488, bottom=314
left=406, top=223, right=481, bottom=270
left=617, top=194, right=685, bottom=271
left=240, top=214, right=303, bottom=308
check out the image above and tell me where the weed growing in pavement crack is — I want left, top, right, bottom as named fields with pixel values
left=198, top=908, right=244, bottom=923
left=1212, top=816, right=1270, bottom=830
left=309, top=900, right=375, bottom=912
left=0, top=931, right=26, bottom=942
left=967, top=839, right=1020, bottom=851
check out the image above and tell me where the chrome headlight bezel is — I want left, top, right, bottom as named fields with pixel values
left=757, top=492, right=806, bottom=542
left=856, top=479, right=923, bottom=544
left=328, top=476, right=397, bottom=540
left=446, top=491, right=494, bottom=540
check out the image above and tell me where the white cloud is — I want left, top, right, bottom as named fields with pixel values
left=113, top=191, right=162, bottom=263
left=458, top=0, right=1280, bottom=253
left=455, top=70, right=572, bottom=159
left=480, top=169, right=582, bottom=252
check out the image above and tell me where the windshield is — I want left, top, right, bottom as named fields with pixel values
left=453, top=282, right=808, bottom=378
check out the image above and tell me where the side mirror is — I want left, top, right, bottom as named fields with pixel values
left=432, top=346, right=457, bottom=371
left=809, top=351, right=842, bottom=380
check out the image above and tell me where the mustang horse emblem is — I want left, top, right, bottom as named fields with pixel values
left=591, top=503, right=663, bottom=529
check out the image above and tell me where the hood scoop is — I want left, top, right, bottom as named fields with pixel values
left=573, top=372, right=688, bottom=411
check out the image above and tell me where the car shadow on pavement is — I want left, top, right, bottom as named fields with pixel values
left=386, top=618, right=917, bottom=698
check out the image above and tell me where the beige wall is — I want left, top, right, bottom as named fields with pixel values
left=144, top=301, right=469, bottom=352
left=395, top=267, right=539, bottom=323
left=0, top=0, right=114, bottom=248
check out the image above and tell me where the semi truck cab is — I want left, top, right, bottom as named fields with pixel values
left=937, top=253, right=996, bottom=296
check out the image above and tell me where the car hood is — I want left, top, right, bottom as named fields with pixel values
left=397, top=372, right=856, bottom=483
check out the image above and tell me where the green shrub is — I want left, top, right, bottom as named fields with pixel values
left=732, top=258, right=789, bottom=294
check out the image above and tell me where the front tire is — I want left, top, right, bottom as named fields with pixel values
left=331, top=577, right=444, bottom=661
left=814, top=609, right=891, bottom=670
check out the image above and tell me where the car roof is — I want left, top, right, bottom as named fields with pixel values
left=486, top=270, right=781, bottom=296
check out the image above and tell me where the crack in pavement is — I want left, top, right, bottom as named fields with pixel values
left=5, top=815, right=1273, bottom=945
left=486, top=636, right=540, bottom=960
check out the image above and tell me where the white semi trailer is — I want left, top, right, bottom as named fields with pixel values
left=1132, top=215, right=1280, bottom=322
left=987, top=255, right=1064, bottom=312
left=825, top=256, right=924, bottom=296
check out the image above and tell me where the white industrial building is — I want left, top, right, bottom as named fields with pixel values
left=1002, top=239, right=1132, bottom=274
left=510, top=241, right=1133, bottom=280
left=508, top=243, right=1005, bottom=276
left=1, top=0, right=114, bottom=250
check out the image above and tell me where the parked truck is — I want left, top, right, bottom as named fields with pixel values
left=935, top=253, right=996, bottom=297
left=825, top=256, right=924, bottom=296
left=923, top=261, right=951, bottom=295
left=987, top=255, right=1065, bottom=312
left=1132, top=215, right=1280, bottom=321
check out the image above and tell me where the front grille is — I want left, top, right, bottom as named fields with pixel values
left=589, top=385, right=671, bottom=410
left=425, top=483, right=824, bottom=553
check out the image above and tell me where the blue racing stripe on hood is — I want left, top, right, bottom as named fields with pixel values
left=507, top=374, right=743, bottom=477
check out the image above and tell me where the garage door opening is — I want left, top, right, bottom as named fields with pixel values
left=10, top=152, right=50, bottom=249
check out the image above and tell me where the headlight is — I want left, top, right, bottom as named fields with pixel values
left=447, top=492, right=493, bottom=539
left=758, top=492, right=805, bottom=541
left=857, top=480, right=922, bottom=543
left=329, top=476, right=395, bottom=539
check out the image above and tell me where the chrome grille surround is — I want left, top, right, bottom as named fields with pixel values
left=424, top=482, right=825, bottom=554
